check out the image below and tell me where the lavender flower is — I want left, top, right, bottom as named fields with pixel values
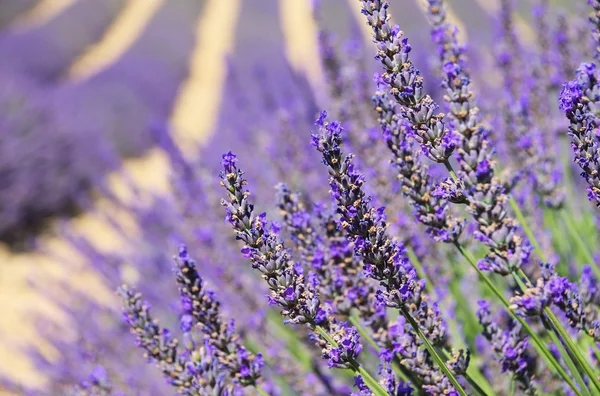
left=363, top=0, right=532, bottom=275
left=313, top=113, right=418, bottom=307
left=69, top=366, right=113, bottom=396
left=174, top=245, right=263, bottom=386
left=360, top=1, right=457, bottom=163
left=373, top=86, right=465, bottom=243
left=477, top=300, right=537, bottom=394
left=276, top=184, right=374, bottom=317
left=510, top=262, right=600, bottom=342
left=118, top=287, right=230, bottom=395
left=560, top=63, right=600, bottom=207
left=219, top=151, right=363, bottom=371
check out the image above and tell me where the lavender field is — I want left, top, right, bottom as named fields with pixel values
left=0, top=0, right=598, bottom=395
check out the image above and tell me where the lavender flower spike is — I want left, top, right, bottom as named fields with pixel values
left=372, top=85, right=465, bottom=244
left=560, top=63, right=600, bottom=207
left=219, top=152, right=364, bottom=372
left=69, top=366, right=112, bottom=396
left=175, top=245, right=263, bottom=387
left=118, top=287, right=230, bottom=395
left=313, top=113, right=466, bottom=394
left=477, top=300, right=537, bottom=394
left=360, top=1, right=457, bottom=163
left=313, top=112, right=418, bottom=308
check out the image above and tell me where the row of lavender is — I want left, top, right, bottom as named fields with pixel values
left=4, top=0, right=600, bottom=394
left=0, top=1, right=204, bottom=247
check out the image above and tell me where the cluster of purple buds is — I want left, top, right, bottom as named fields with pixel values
left=364, top=0, right=532, bottom=276
left=220, top=152, right=326, bottom=326
left=175, top=246, right=263, bottom=387
left=219, top=152, right=364, bottom=370
left=313, top=112, right=418, bottom=307
left=69, top=366, right=112, bottom=396
left=276, top=184, right=379, bottom=321
left=477, top=300, right=537, bottom=394
left=510, top=262, right=600, bottom=342
left=360, top=0, right=457, bottom=163
left=372, top=87, right=465, bottom=244
left=560, top=63, right=600, bottom=206
left=118, top=288, right=230, bottom=395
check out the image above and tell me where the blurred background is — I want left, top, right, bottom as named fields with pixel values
left=0, top=0, right=575, bottom=394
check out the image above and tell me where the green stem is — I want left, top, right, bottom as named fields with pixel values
left=406, top=245, right=435, bottom=295
left=508, top=197, right=542, bottom=256
left=408, top=246, right=492, bottom=392
left=349, top=314, right=411, bottom=383
left=543, top=307, right=600, bottom=392
left=509, top=379, right=515, bottom=396
left=437, top=347, right=490, bottom=396
left=541, top=316, right=591, bottom=396
left=560, top=209, right=599, bottom=275
left=509, top=196, right=600, bottom=390
left=443, top=160, right=459, bottom=182
left=256, top=386, right=270, bottom=396
left=400, top=307, right=468, bottom=396
left=454, top=243, right=581, bottom=395
left=314, top=325, right=389, bottom=396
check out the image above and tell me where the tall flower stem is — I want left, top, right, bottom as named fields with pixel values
left=399, top=307, right=468, bottom=396
left=540, top=316, right=592, bottom=396
left=512, top=273, right=591, bottom=395
left=508, top=197, right=543, bottom=256
left=407, top=245, right=491, bottom=391
left=445, top=158, right=597, bottom=391
left=454, top=243, right=582, bottom=395
left=313, top=325, right=389, bottom=396
left=349, top=314, right=413, bottom=384
left=405, top=246, right=435, bottom=296
left=256, top=386, right=270, bottom=396
left=542, top=299, right=600, bottom=392
left=560, top=210, right=598, bottom=274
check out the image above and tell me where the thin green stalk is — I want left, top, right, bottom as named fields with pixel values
left=400, top=307, right=468, bottom=396
left=454, top=243, right=582, bottom=395
left=541, top=316, right=592, bottom=396
left=256, top=386, right=270, bottom=396
left=560, top=209, right=598, bottom=274
left=508, top=197, right=542, bottom=255
left=408, top=245, right=491, bottom=392
left=509, top=379, right=515, bottom=396
left=437, top=347, right=491, bottom=396
left=443, top=160, right=459, bottom=182
left=314, top=325, right=389, bottom=396
left=349, top=314, right=411, bottom=383
left=406, top=246, right=435, bottom=295
left=509, top=196, right=600, bottom=390
left=544, top=307, right=600, bottom=392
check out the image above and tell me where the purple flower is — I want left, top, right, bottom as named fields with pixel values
left=221, top=151, right=238, bottom=172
